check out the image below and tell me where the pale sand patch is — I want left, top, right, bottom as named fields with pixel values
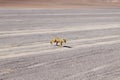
left=0, top=24, right=120, bottom=37
left=63, top=60, right=120, bottom=80
left=63, top=65, right=111, bottom=80
left=0, top=37, right=120, bottom=60
left=27, top=56, right=111, bottom=69
left=0, top=68, right=14, bottom=75
left=113, top=77, right=120, bottom=80
left=70, top=35, right=120, bottom=43
left=1, top=12, right=120, bottom=16
left=0, top=35, right=119, bottom=52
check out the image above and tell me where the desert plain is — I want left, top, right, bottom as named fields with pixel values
left=0, top=0, right=120, bottom=80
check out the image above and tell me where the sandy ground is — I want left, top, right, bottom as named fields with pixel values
left=0, top=24, right=120, bottom=59
left=0, top=8, right=120, bottom=80
left=0, top=0, right=120, bottom=8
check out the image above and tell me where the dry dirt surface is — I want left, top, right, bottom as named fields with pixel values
left=0, top=8, right=120, bottom=80
left=0, top=0, right=120, bottom=8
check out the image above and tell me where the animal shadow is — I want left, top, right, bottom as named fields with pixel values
left=54, top=45, right=72, bottom=48
left=63, top=46, right=72, bottom=48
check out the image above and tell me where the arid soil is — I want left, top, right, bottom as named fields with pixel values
left=0, top=8, right=120, bottom=80
left=0, top=0, right=120, bottom=8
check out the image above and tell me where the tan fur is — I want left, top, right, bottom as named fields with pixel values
left=50, top=37, right=66, bottom=46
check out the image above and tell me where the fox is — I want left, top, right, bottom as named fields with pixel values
left=50, top=37, right=66, bottom=46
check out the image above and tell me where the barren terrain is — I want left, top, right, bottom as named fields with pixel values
left=0, top=0, right=120, bottom=8
left=0, top=8, right=120, bottom=80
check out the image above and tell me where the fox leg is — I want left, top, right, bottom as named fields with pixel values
left=56, top=42, right=58, bottom=46
left=60, top=42, right=63, bottom=46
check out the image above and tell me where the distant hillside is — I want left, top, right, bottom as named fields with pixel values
left=0, top=0, right=120, bottom=8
